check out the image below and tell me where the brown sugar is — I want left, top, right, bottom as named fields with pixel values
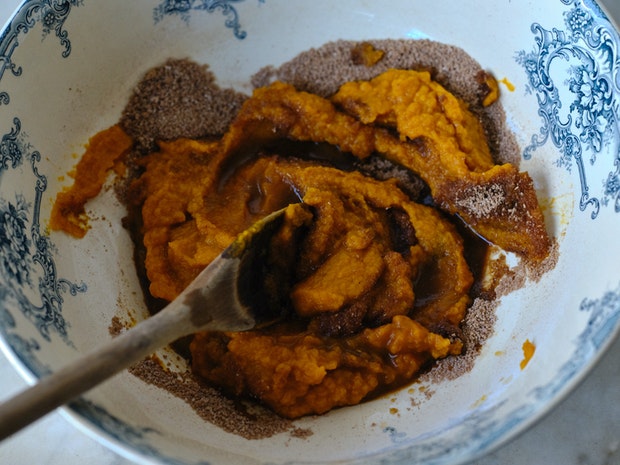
left=128, top=357, right=294, bottom=439
left=120, top=58, right=247, bottom=151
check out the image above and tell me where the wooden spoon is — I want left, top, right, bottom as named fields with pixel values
left=0, top=207, right=292, bottom=440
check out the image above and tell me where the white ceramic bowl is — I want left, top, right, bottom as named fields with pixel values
left=1, top=1, right=620, bottom=464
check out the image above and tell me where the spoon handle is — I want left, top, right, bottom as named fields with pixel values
left=0, top=305, right=189, bottom=441
left=0, top=207, right=286, bottom=441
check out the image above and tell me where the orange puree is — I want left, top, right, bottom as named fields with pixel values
left=211, top=72, right=549, bottom=260
left=520, top=339, right=536, bottom=370
left=51, top=68, right=550, bottom=419
left=128, top=143, right=472, bottom=417
left=50, top=125, right=133, bottom=237
left=332, top=70, right=550, bottom=260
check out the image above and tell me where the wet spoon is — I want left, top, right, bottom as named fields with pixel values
left=0, top=207, right=291, bottom=441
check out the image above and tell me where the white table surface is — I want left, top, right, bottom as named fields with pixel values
left=1, top=1, right=620, bottom=464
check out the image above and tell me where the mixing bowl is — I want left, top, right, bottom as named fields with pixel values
left=1, top=1, right=619, bottom=464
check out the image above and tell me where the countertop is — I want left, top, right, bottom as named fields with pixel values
left=1, top=0, right=620, bottom=464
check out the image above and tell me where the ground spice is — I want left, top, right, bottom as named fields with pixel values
left=128, top=357, right=295, bottom=440
left=120, top=58, right=247, bottom=152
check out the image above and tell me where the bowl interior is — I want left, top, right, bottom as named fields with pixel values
left=1, top=1, right=620, bottom=465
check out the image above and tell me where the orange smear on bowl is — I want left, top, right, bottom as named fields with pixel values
left=520, top=339, right=536, bottom=370
left=499, top=77, right=515, bottom=92
left=50, top=125, right=133, bottom=238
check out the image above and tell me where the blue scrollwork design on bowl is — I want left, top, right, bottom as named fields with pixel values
left=0, top=194, right=31, bottom=288
left=0, top=0, right=86, bottom=366
left=516, top=0, right=620, bottom=218
left=0, top=118, right=23, bottom=168
left=0, top=117, right=86, bottom=354
left=153, top=0, right=264, bottom=39
left=0, top=0, right=83, bottom=105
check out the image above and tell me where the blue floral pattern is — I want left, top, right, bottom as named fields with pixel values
left=516, top=0, right=620, bottom=218
left=0, top=118, right=24, bottom=168
left=0, top=1, right=619, bottom=465
left=153, top=0, right=264, bottom=39
left=0, top=118, right=86, bottom=351
left=0, top=195, right=31, bottom=287
left=0, top=1, right=87, bottom=356
left=0, top=0, right=83, bottom=105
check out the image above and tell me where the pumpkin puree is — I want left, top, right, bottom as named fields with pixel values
left=50, top=125, right=133, bottom=237
left=51, top=69, right=550, bottom=419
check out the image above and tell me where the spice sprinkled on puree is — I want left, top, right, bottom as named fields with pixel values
left=51, top=39, right=554, bottom=429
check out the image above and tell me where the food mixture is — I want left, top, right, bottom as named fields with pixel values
left=50, top=40, right=552, bottom=422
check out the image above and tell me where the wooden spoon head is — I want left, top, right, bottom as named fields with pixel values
left=181, top=207, right=299, bottom=332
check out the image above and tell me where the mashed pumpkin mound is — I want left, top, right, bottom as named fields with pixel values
left=51, top=68, right=550, bottom=419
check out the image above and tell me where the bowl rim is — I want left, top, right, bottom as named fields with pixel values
left=1, top=1, right=620, bottom=465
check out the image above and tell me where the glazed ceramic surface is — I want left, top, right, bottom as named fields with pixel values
left=1, top=1, right=619, bottom=465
